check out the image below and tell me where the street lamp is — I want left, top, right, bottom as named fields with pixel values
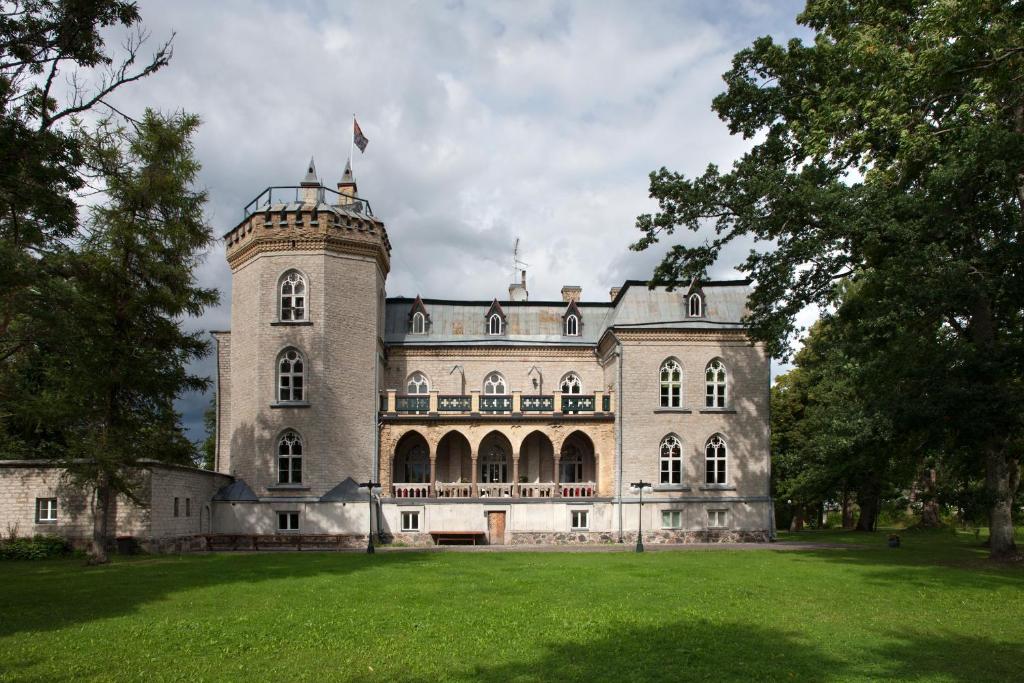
left=630, top=480, right=651, bottom=553
left=359, top=480, right=381, bottom=554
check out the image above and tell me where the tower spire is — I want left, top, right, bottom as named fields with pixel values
left=300, top=157, right=320, bottom=203
left=338, top=159, right=358, bottom=206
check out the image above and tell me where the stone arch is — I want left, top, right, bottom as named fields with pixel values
left=477, top=430, right=514, bottom=484
left=392, top=430, right=431, bottom=486
left=560, top=430, right=598, bottom=486
left=435, top=430, right=472, bottom=485
left=519, top=430, right=555, bottom=485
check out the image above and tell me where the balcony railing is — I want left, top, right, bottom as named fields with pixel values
left=480, top=395, right=513, bottom=413
left=393, top=483, right=431, bottom=498
left=395, top=396, right=429, bottom=414
left=380, top=390, right=614, bottom=416
left=438, top=395, right=471, bottom=412
left=392, top=481, right=597, bottom=499
left=521, top=395, right=554, bottom=412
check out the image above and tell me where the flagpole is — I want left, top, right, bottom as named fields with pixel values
left=350, top=113, right=356, bottom=176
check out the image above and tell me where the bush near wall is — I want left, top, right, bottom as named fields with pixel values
left=0, top=535, right=71, bottom=560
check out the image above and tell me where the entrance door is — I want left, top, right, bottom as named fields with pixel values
left=487, top=511, right=506, bottom=545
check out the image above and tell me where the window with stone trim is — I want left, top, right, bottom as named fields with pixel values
left=488, top=312, right=503, bottom=335
left=35, top=498, right=57, bottom=523
left=278, top=431, right=303, bottom=484
left=279, top=270, right=307, bottom=321
left=277, top=348, right=305, bottom=402
left=688, top=292, right=702, bottom=317
left=406, top=372, right=429, bottom=394
left=662, top=510, right=682, bottom=529
left=707, top=508, right=728, bottom=528
left=660, top=435, right=683, bottom=484
left=570, top=509, right=589, bottom=530
left=483, top=372, right=507, bottom=395
left=660, top=359, right=682, bottom=408
left=278, top=511, right=299, bottom=532
left=705, top=359, right=727, bottom=408
left=705, top=435, right=727, bottom=485
left=565, top=313, right=579, bottom=336
left=401, top=511, right=420, bottom=532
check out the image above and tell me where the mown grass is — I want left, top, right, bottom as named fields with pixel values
left=0, top=529, right=1021, bottom=682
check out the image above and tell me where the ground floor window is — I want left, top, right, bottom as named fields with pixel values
left=661, top=510, right=682, bottom=529
left=173, top=497, right=180, bottom=517
left=278, top=511, right=300, bottom=532
left=707, top=509, right=728, bottom=529
left=570, top=510, right=589, bottom=530
left=185, top=497, right=191, bottom=518
left=35, top=498, right=57, bottom=523
left=401, top=511, right=420, bottom=532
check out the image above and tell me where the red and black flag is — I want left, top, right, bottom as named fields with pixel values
left=353, top=118, right=369, bottom=153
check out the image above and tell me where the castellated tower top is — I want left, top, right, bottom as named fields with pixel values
left=221, top=158, right=390, bottom=275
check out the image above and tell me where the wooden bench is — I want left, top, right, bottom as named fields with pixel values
left=430, top=531, right=486, bottom=546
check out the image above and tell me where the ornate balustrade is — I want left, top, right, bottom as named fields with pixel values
left=438, top=395, right=471, bottom=412
left=436, top=482, right=473, bottom=498
left=518, top=483, right=556, bottom=498
left=381, top=390, right=614, bottom=417
left=393, top=483, right=431, bottom=498
left=478, top=483, right=514, bottom=498
left=480, top=395, right=513, bottom=414
left=560, top=482, right=596, bottom=498
left=562, top=395, right=596, bottom=412
left=390, top=481, right=597, bottom=499
left=395, top=396, right=429, bottom=414
left=521, top=395, right=554, bottom=412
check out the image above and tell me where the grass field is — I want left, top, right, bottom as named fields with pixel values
left=1, top=529, right=1021, bottom=682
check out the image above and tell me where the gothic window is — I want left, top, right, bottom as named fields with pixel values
left=403, top=444, right=429, bottom=483
left=277, top=348, right=305, bottom=402
left=560, top=373, right=582, bottom=394
left=279, top=270, right=306, bottom=321
left=688, top=292, right=702, bottom=317
left=480, top=444, right=508, bottom=483
left=705, top=435, right=727, bottom=485
left=565, top=314, right=579, bottom=336
left=488, top=312, right=503, bottom=335
left=660, top=359, right=682, bottom=408
left=660, top=435, right=683, bottom=485
left=705, top=359, right=727, bottom=408
left=483, top=372, right=507, bottom=395
left=406, top=372, right=429, bottom=394
left=560, top=443, right=584, bottom=483
left=278, top=431, right=303, bottom=484
left=411, top=311, right=426, bottom=334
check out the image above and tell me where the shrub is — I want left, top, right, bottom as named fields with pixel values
left=0, top=534, right=71, bottom=560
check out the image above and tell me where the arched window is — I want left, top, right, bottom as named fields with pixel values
left=705, top=435, right=727, bottom=484
left=688, top=293, right=702, bottom=317
left=560, top=443, right=583, bottom=483
left=488, top=313, right=503, bottom=335
left=278, top=431, right=303, bottom=484
left=404, top=443, right=429, bottom=483
left=660, top=359, right=682, bottom=408
left=565, top=314, right=579, bottom=336
left=483, top=372, right=507, bottom=395
left=411, top=311, right=426, bottom=334
left=705, top=359, right=727, bottom=408
left=480, top=444, right=508, bottom=483
left=660, top=435, right=682, bottom=485
left=279, top=271, right=306, bottom=321
left=560, top=373, right=582, bottom=394
left=277, top=348, right=305, bottom=402
left=406, top=372, right=429, bottom=394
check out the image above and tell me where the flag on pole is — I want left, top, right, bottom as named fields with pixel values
left=353, top=118, right=369, bottom=153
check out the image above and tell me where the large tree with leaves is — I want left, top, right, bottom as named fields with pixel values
left=634, top=1, right=1023, bottom=557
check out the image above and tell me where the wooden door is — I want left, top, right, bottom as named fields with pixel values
left=487, top=511, right=506, bottom=545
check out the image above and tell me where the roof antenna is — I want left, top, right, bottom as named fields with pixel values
left=512, top=237, right=530, bottom=282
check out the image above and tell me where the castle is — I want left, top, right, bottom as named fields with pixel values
left=0, top=162, right=772, bottom=549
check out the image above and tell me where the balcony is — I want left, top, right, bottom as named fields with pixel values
left=380, top=389, right=614, bottom=420
left=392, top=481, right=598, bottom=499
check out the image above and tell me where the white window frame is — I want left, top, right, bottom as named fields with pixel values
left=688, top=292, right=702, bottom=317
left=488, top=312, right=503, bottom=335
left=660, top=359, right=682, bottom=408
left=570, top=509, right=589, bottom=530
left=483, top=372, right=507, bottom=395
left=560, top=372, right=582, bottom=394
left=401, top=510, right=421, bottom=532
left=277, top=348, right=306, bottom=403
left=278, top=431, right=303, bottom=484
left=35, top=497, right=57, bottom=523
left=406, top=372, right=429, bottom=394
left=659, top=435, right=683, bottom=485
left=565, top=313, right=579, bottom=336
left=279, top=270, right=307, bottom=321
left=277, top=511, right=300, bottom=532
left=705, top=359, right=727, bottom=408
left=705, top=435, right=727, bottom=485
left=411, top=311, right=426, bottom=334
left=707, top=509, right=729, bottom=529
left=661, top=510, right=682, bottom=529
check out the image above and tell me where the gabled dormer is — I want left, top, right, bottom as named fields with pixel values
left=686, top=281, right=705, bottom=318
left=408, top=295, right=430, bottom=335
left=562, top=299, right=582, bottom=336
left=485, top=299, right=506, bottom=335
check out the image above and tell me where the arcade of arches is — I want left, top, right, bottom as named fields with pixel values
left=382, top=422, right=614, bottom=498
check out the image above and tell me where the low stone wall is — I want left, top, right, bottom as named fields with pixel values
left=380, top=532, right=435, bottom=547
left=510, top=529, right=771, bottom=545
left=205, top=534, right=370, bottom=551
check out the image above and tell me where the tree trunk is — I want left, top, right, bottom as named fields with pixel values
left=855, top=491, right=879, bottom=532
left=90, top=475, right=112, bottom=564
left=841, top=487, right=854, bottom=529
left=918, top=467, right=941, bottom=529
left=986, top=448, right=1019, bottom=559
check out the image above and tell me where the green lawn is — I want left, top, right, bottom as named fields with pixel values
left=1, top=530, right=1021, bottom=682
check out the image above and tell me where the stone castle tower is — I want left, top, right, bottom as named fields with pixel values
left=215, top=160, right=390, bottom=500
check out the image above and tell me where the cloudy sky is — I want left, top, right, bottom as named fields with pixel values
left=100, top=0, right=811, bottom=442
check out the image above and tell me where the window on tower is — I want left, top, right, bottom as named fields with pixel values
left=279, top=270, right=307, bottom=321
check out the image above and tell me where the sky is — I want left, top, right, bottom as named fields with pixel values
left=98, top=0, right=812, bottom=443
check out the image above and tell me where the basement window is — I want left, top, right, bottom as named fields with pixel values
left=662, top=510, right=682, bottom=529
left=278, top=511, right=300, bottom=532
left=570, top=510, right=589, bottom=530
left=707, top=509, right=729, bottom=529
left=401, top=511, right=420, bottom=532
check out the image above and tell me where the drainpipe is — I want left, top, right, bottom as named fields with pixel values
left=613, top=334, right=624, bottom=543
left=766, top=346, right=776, bottom=540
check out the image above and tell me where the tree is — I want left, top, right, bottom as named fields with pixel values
left=634, top=1, right=1023, bottom=558
left=200, top=396, right=216, bottom=471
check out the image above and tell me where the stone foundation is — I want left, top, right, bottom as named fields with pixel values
left=205, top=534, right=370, bottom=551
left=510, top=529, right=771, bottom=545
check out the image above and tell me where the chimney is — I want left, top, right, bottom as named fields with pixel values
left=337, top=159, right=357, bottom=206
left=509, top=269, right=528, bottom=302
left=561, top=285, right=582, bottom=303
left=300, top=157, right=320, bottom=205
left=609, top=286, right=622, bottom=301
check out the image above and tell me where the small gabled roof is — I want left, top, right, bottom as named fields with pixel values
left=562, top=298, right=583, bottom=319
left=485, top=298, right=506, bottom=319
left=213, top=479, right=258, bottom=502
left=408, top=295, right=430, bottom=321
left=320, top=477, right=371, bottom=502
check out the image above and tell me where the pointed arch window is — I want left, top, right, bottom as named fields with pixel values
left=411, top=311, right=426, bottom=334
left=560, top=443, right=583, bottom=483
left=483, top=372, right=507, bottom=395
left=660, top=359, right=682, bottom=408
left=660, top=435, right=683, bottom=485
left=488, top=313, right=503, bottom=335
left=705, top=359, right=727, bottom=408
left=705, top=435, right=727, bottom=484
left=279, top=271, right=306, bottom=321
left=404, top=443, right=429, bottom=483
left=406, top=372, right=429, bottom=395
left=688, top=292, right=702, bottom=317
left=565, top=314, right=579, bottom=336
left=480, top=444, right=509, bottom=483
left=277, top=348, right=305, bottom=402
left=560, top=373, right=582, bottom=394
left=278, top=431, right=303, bottom=484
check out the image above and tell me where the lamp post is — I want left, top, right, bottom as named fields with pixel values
left=630, top=480, right=651, bottom=553
left=359, top=480, right=381, bottom=554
